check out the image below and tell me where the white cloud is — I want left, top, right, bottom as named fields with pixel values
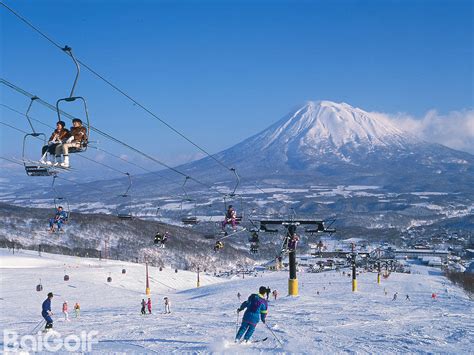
left=372, top=109, right=474, bottom=154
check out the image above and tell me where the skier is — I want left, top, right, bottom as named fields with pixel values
left=147, top=298, right=152, bottom=314
left=42, top=292, right=54, bottom=330
left=392, top=292, right=398, bottom=301
left=265, top=287, right=271, bottom=300
left=49, top=206, right=68, bottom=233
left=141, top=299, right=146, bottom=315
left=431, top=293, right=437, bottom=300
left=405, top=295, right=410, bottom=301
left=235, top=286, right=268, bottom=343
left=62, top=301, right=69, bottom=321
left=221, top=205, right=237, bottom=232
left=164, top=297, right=171, bottom=313
left=74, top=302, right=80, bottom=318
left=237, top=292, right=241, bottom=302
left=272, top=289, right=278, bottom=300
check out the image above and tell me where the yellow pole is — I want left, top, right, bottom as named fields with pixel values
left=352, top=279, right=357, bottom=292
left=377, top=273, right=381, bottom=284
left=288, top=278, right=298, bottom=296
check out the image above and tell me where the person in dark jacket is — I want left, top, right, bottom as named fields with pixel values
left=141, top=299, right=146, bottom=315
left=40, top=121, right=70, bottom=166
left=42, top=292, right=54, bottom=329
left=235, top=286, right=268, bottom=343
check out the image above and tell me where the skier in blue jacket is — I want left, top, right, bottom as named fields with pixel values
left=42, top=292, right=54, bottom=329
left=235, top=286, right=268, bottom=343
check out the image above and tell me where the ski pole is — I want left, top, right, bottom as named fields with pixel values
left=265, top=323, right=283, bottom=347
left=29, top=319, right=46, bottom=334
left=235, top=311, right=240, bottom=336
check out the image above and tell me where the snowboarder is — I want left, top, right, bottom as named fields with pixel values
left=237, top=292, right=241, bottom=301
left=392, top=292, right=398, bottom=301
left=235, top=286, right=268, bottom=343
left=74, top=302, right=80, bottom=318
left=164, top=297, right=171, bottom=313
left=221, top=205, right=237, bottom=232
left=405, top=295, right=410, bottom=301
left=147, top=298, right=152, bottom=314
left=272, top=289, right=278, bottom=300
left=141, top=299, right=146, bottom=315
left=42, top=292, right=54, bottom=330
left=49, top=206, right=68, bottom=233
left=62, top=301, right=69, bottom=321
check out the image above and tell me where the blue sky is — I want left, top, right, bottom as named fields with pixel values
left=1, top=0, right=473, bottom=176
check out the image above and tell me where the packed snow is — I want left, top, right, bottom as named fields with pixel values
left=1, top=249, right=472, bottom=353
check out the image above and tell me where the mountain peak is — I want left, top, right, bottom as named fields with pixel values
left=261, top=100, right=416, bottom=152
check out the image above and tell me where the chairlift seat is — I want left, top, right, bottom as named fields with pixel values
left=182, top=216, right=199, bottom=225
left=25, top=165, right=55, bottom=176
left=118, top=213, right=133, bottom=219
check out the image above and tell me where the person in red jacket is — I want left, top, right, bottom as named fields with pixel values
left=147, top=298, right=152, bottom=314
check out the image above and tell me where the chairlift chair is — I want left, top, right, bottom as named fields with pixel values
left=56, top=46, right=90, bottom=154
left=117, top=173, right=133, bottom=219
left=21, top=97, right=56, bottom=176
left=180, top=176, right=200, bottom=226
left=52, top=176, right=71, bottom=222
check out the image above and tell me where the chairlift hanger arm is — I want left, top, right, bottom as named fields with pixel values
left=122, top=172, right=132, bottom=196
left=62, top=46, right=80, bottom=98
left=229, top=168, right=240, bottom=196
left=24, top=96, right=39, bottom=134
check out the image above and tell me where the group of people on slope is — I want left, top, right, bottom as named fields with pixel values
left=40, top=119, right=87, bottom=168
left=41, top=293, right=80, bottom=330
left=140, top=297, right=171, bottom=314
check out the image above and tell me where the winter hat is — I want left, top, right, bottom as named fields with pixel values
left=72, top=118, right=83, bottom=124
left=57, top=121, right=66, bottom=128
left=259, top=286, right=267, bottom=295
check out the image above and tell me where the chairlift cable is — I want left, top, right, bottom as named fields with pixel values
left=0, top=4, right=268, bottom=195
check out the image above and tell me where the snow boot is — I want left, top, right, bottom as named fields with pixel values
left=60, top=155, right=70, bottom=168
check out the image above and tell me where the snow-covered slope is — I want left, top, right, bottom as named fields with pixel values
left=1, top=249, right=472, bottom=353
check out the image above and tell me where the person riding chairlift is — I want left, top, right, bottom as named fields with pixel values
left=57, top=119, right=88, bottom=168
left=214, top=240, right=224, bottom=252
left=40, top=121, right=70, bottom=166
left=221, top=205, right=237, bottom=232
left=49, top=206, right=68, bottom=233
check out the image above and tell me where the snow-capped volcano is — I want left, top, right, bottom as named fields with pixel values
left=180, top=100, right=473, bottom=190
left=248, top=100, right=418, bottom=161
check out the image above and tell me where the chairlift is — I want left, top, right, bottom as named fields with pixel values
left=223, top=168, right=244, bottom=222
left=21, top=96, right=55, bottom=176
left=55, top=46, right=90, bottom=153
left=52, top=175, right=70, bottom=222
left=117, top=173, right=133, bottom=219
left=36, top=279, right=43, bottom=292
left=180, top=176, right=199, bottom=226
